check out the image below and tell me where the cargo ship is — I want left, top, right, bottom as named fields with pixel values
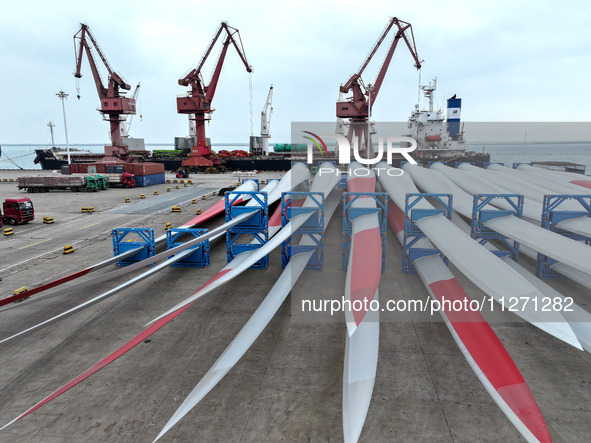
left=406, top=77, right=489, bottom=167
left=34, top=137, right=151, bottom=170
left=34, top=147, right=104, bottom=170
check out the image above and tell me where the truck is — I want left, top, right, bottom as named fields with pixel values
left=17, top=175, right=101, bottom=192
left=94, top=174, right=109, bottom=190
left=102, top=172, right=137, bottom=188
left=2, top=197, right=34, bottom=225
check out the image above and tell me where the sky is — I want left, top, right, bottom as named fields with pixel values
left=1, top=0, right=590, bottom=146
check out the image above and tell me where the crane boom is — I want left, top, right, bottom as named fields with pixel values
left=261, top=84, right=273, bottom=136
left=178, top=21, right=252, bottom=169
left=74, top=24, right=132, bottom=98
left=260, top=84, right=273, bottom=155
left=73, top=23, right=136, bottom=158
left=336, top=17, right=421, bottom=120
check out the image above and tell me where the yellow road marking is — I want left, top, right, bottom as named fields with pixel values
left=19, top=238, right=53, bottom=250
left=79, top=222, right=101, bottom=230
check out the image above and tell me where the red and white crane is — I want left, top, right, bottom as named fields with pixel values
left=336, top=17, right=421, bottom=158
left=177, top=21, right=252, bottom=169
left=74, top=23, right=137, bottom=161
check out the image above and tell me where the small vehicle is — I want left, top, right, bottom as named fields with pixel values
left=2, top=197, right=34, bottom=225
left=176, top=168, right=189, bottom=178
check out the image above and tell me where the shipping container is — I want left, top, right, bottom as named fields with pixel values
left=134, top=173, right=165, bottom=187
left=130, top=162, right=165, bottom=176
left=69, top=163, right=88, bottom=174
left=106, top=165, right=125, bottom=174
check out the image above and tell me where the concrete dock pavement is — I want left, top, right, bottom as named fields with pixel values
left=0, top=168, right=589, bottom=441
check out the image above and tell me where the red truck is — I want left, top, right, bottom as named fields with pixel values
left=2, top=197, right=34, bottom=225
left=103, top=172, right=137, bottom=188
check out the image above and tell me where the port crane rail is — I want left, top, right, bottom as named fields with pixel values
left=73, top=23, right=136, bottom=160
left=336, top=17, right=421, bottom=157
left=178, top=21, right=253, bottom=169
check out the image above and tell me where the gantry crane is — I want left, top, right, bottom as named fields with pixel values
left=336, top=17, right=421, bottom=157
left=260, top=84, right=273, bottom=155
left=177, top=21, right=252, bottom=169
left=74, top=23, right=137, bottom=161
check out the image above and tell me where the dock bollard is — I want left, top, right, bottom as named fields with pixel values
left=125, top=197, right=130, bottom=203
left=63, top=244, right=74, bottom=254
left=154, top=191, right=158, bottom=195
left=180, top=180, right=184, bottom=184
left=140, top=194, right=145, bottom=199
left=4, top=228, right=14, bottom=236
left=192, top=198, right=197, bottom=204
left=165, top=222, right=172, bottom=231
left=167, top=187, right=171, bottom=192
left=175, top=185, right=179, bottom=189
left=172, top=206, right=181, bottom=213
left=81, top=207, right=94, bottom=213
left=196, top=209, right=202, bottom=215
left=212, top=191, right=216, bottom=196
left=173, top=179, right=178, bottom=183
left=43, top=216, right=54, bottom=224
left=202, top=195, right=207, bottom=200
left=188, top=180, right=193, bottom=184
left=184, top=183, right=187, bottom=187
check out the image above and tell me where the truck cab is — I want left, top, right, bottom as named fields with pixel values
left=122, top=172, right=136, bottom=188
left=95, top=174, right=110, bottom=190
left=3, top=198, right=34, bottom=225
left=85, top=176, right=99, bottom=192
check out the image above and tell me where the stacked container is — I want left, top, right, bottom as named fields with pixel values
left=66, top=162, right=164, bottom=187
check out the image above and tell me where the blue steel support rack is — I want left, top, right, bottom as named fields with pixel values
left=112, top=228, right=155, bottom=266
left=402, top=193, right=452, bottom=274
left=512, top=162, right=532, bottom=169
left=281, top=192, right=325, bottom=271
left=166, top=228, right=210, bottom=267
left=225, top=191, right=269, bottom=269
left=342, top=192, right=388, bottom=272
left=537, top=194, right=591, bottom=278
left=471, top=194, right=524, bottom=260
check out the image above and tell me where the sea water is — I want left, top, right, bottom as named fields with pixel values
left=1, top=142, right=591, bottom=174
left=471, top=143, right=591, bottom=173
